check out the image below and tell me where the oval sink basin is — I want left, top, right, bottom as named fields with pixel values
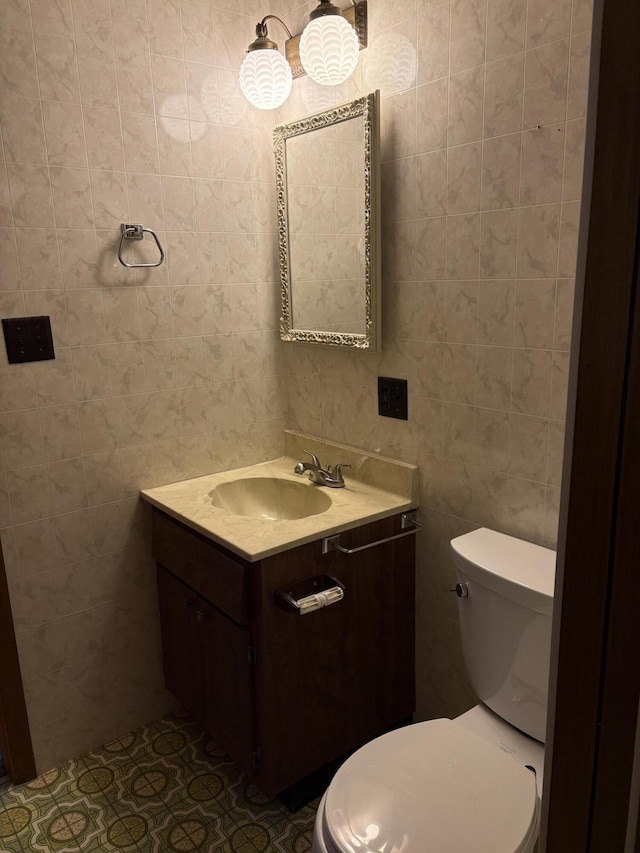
left=209, top=477, right=332, bottom=521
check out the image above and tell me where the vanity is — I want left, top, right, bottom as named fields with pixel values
left=141, top=432, right=418, bottom=803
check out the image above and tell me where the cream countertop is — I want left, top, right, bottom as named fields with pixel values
left=141, top=452, right=418, bottom=562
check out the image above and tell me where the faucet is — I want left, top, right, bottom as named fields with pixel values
left=293, top=451, right=351, bottom=488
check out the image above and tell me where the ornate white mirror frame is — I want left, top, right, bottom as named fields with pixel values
left=274, top=90, right=381, bottom=350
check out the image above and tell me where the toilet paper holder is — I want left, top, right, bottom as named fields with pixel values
left=275, top=574, right=345, bottom=616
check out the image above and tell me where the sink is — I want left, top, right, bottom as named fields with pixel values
left=209, top=477, right=332, bottom=521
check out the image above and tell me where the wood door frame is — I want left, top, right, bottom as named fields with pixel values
left=540, top=0, right=640, bottom=847
left=0, top=546, right=35, bottom=782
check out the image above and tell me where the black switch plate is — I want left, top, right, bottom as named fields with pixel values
left=378, top=376, right=408, bottom=420
left=2, top=316, right=55, bottom=364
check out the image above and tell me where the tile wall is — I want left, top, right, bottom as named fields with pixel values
left=0, top=0, right=288, bottom=772
left=278, top=0, right=592, bottom=718
left=0, top=0, right=593, bottom=772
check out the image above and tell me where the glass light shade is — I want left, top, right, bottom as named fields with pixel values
left=299, top=14, right=360, bottom=86
left=239, top=48, right=293, bottom=110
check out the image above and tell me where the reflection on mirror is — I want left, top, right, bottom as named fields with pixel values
left=274, top=91, right=380, bottom=349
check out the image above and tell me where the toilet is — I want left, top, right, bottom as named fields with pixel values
left=312, top=527, right=556, bottom=853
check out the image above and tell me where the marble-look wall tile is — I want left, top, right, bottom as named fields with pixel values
left=479, top=209, right=518, bottom=278
left=0, top=228, right=21, bottom=290
left=474, top=407, right=510, bottom=471
left=34, top=34, right=80, bottom=103
left=34, top=347, right=77, bottom=405
left=450, top=0, right=487, bottom=74
left=516, top=203, right=560, bottom=278
left=481, top=133, right=521, bottom=210
left=6, top=162, right=55, bottom=227
left=485, top=0, right=525, bottom=61
left=42, top=101, right=88, bottom=168
left=40, top=404, right=82, bottom=461
left=447, top=142, right=481, bottom=214
left=0, top=0, right=32, bottom=33
left=567, top=32, right=591, bottom=120
left=475, top=345, right=513, bottom=409
left=508, top=413, right=549, bottom=480
left=523, top=39, right=569, bottom=128
left=520, top=124, right=565, bottom=205
left=572, top=0, right=593, bottom=34
left=417, top=3, right=449, bottom=85
left=83, top=108, right=125, bottom=171
left=0, top=409, right=45, bottom=469
left=6, top=464, right=52, bottom=523
left=511, top=347, right=553, bottom=416
left=526, top=0, right=571, bottom=48
left=416, top=78, right=449, bottom=153
left=50, top=167, right=94, bottom=229
left=446, top=213, right=480, bottom=278
left=448, top=66, right=485, bottom=146
left=483, top=53, right=524, bottom=138
left=15, top=228, right=63, bottom=289
left=445, top=281, right=478, bottom=342
left=0, top=29, right=40, bottom=99
left=58, top=229, right=99, bottom=288
left=514, top=279, right=556, bottom=347
left=31, top=0, right=73, bottom=38
left=0, top=94, right=47, bottom=164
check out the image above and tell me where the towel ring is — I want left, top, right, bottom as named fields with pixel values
left=118, top=223, right=165, bottom=268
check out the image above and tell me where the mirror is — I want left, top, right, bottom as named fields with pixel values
left=274, top=91, right=380, bottom=350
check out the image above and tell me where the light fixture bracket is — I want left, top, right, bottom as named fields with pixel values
left=308, top=0, right=343, bottom=20
left=285, top=0, right=367, bottom=80
left=247, top=36, right=278, bottom=51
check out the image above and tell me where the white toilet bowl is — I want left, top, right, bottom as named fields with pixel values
left=312, top=529, right=554, bottom=853
left=312, top=705, right=544, bottom=853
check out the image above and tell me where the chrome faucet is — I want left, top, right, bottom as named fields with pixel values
left=293, top=451, right=351, bottom=488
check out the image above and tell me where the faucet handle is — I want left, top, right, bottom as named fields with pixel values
left=329, top=463, right=351, bottom=481
left=303, top=449, right=322, bottom=469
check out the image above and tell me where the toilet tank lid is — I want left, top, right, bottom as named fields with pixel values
left=451, top=528, right=556, bottom=609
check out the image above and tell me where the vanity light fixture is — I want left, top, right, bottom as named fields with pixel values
left=300, top=0, right=360, bottom=86
left=240, top=2, right=368, bottom=109
left=239, top=17, right=294, bottom=111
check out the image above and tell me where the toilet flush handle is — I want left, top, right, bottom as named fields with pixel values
left=449, top=583, right=469, bottom=597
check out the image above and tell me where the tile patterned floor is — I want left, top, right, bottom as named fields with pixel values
left=0, top=713, right=317, bottom=852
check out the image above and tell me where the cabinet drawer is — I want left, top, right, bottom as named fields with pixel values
left=152, top=510, right=249, bottom=625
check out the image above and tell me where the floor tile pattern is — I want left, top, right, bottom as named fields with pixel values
left=0, top=713, right=316, bottom=852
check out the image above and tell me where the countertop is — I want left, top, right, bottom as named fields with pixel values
left=140, top=450, right=417, bottom=562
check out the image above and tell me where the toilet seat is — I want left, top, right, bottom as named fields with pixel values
left=321, top=719, right=539, bottom=853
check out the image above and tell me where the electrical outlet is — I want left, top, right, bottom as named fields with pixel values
left=378, top=376, right=408, bottom=420
left=2, top=316, right=55, bottom=364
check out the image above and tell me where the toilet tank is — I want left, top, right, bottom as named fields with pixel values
left=451, top=528, right=556, bottom=743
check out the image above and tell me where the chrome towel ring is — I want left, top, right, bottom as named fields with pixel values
left=117, top=223, right=165, bottom=268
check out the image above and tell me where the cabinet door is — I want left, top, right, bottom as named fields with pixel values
left=197, top=599, right=254, bottom=774
left=157, top=566, right=205, bottom=724
left=157, top=566, right=254, bottom=774
left=252, top=513, right=415, bottom=795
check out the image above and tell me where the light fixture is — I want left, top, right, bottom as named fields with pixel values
left=299, top=0, right=360, bottom=86
left=239, top=3, right=368, bottom=110
left=239, top=17, right=293, bottom=111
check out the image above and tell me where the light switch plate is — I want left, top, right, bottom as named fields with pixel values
left=2, top=316, right=55, bottom=364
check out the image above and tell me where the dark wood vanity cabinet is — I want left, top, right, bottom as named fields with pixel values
left=153, top=509, right=416, bottom=799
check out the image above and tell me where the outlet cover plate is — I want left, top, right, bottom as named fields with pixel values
left=378, top=376, right=408, bottom=420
